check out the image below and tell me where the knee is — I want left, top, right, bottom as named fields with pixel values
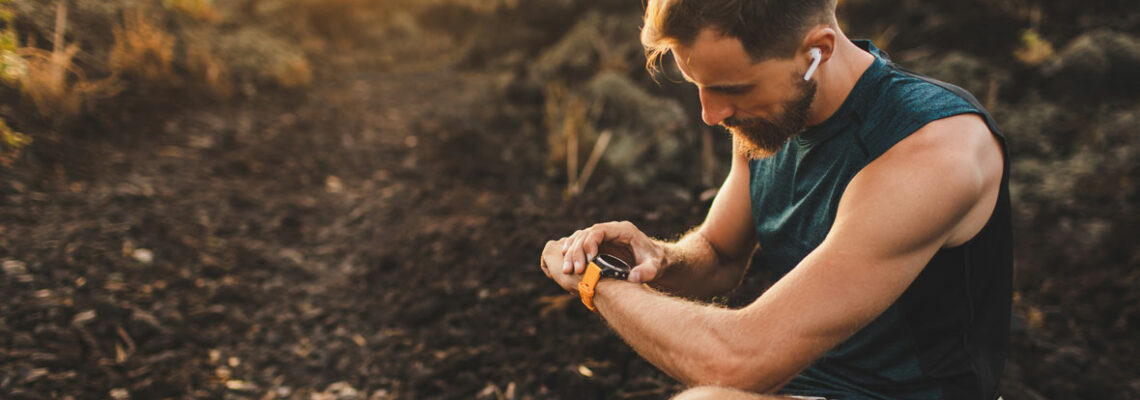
left=672, top=386, right=777, bottom=400
left=672, top=386, right=738, bottom=400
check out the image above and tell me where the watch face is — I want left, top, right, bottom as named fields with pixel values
left=594, top=253, right=631, bottom=279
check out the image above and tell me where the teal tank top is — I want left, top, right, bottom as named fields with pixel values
left=749, top=41, right=1012, bottom=400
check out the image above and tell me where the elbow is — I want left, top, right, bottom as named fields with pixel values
left=685, top=346, right=785, bottom=393
left=685, top=338, right=798, bottom=394
left=703, top=258, right=749, bottom=299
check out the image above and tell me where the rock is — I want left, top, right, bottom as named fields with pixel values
left=224, top=379, right=260, bottom=394
left=109, top=388, right=130, bottom=400
left=990, top=97, right=1077, bottom=157
left=1043, top=30, right=1140, bottom=98
left=1, top=259, right=33, bottom=283
left=131, top=249, right=154, bottom=265
left=216, top=29, right=313, bottom=94
left=314, top=381, right=361, bottom=400
left=584, top=71, right=691, bottom=187
left=71, top=310, right=96, bottom=327
left=530, top=10, right=642, bottom=81
left=2, top=259, right=27, bottom=275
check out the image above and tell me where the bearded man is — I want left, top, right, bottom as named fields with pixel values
left=538, top=1, right=1012, bottom=399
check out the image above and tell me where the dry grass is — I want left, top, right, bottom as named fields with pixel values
left=16, top=3, right=117, bottom=120
left=543, top=83, right=610, bottom=197
left=0, top=117, right=30, bottom=167
left=271, top=56, right=312, bottom=90
left=164, top=0, right=219, bottom=23
left=110, top=10, right=177, bottom=86
left=285, top=0, right=385, bottom=48
left=183, top=40, right=232, bottom=98
left=1014, top=29, right=1055, bottom=66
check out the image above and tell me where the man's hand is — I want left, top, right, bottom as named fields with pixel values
left=559, top=221, right=667, bottom=284
left=540, top=238, right=582, bottom=293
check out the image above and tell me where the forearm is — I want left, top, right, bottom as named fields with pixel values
left=649, top=230, right=749, bottom=300
left=592, top=280, right=793, bottom=392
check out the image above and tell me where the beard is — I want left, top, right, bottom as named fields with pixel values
left=722, top=76, right=817, bottom=159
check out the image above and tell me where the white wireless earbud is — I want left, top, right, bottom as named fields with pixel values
left=804, top=47, right=822, bottom=81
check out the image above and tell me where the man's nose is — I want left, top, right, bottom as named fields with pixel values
left=698, top=89, right=733, bottom=126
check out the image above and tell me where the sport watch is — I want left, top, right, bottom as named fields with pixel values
left=578, top=253, right=632, bottom=311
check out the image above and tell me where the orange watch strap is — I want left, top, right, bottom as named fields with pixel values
left=578, top=262, right=602, bottom=312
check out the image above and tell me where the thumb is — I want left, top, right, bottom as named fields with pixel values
left=628, top=261, right=660, bottom=283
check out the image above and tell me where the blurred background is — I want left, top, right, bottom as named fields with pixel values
left=0, top=0, right=1137, bottom=399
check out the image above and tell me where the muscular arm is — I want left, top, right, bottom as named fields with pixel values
left=585, top=116, right=1004, bottom=391
left=649, top=138, right=759, bottom=299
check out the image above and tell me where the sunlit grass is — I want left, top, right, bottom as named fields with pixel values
left=111, top=10, right=177, bottom=86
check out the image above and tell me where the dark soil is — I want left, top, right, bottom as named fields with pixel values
left=3, top=1, right=1139, bottom=399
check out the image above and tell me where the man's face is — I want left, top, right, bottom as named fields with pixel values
left=673, top=30, right=817, bottom=159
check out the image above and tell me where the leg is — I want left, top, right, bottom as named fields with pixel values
left=672, top=386, right=806, bottom=400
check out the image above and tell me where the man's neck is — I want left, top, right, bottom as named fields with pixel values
left=805, top=36, right=876, bottom=127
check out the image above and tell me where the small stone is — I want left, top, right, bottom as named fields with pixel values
left=21, top=369, right=48, bottom=384
left=225, top=380, right=259, bottom=394
left=71, top=310, right=96, bottom=327
left=477, top=384, right=496, bottom=398
left=2, top=259, right=27, bottom=275
left=131, top=249, right=154, bottom=265
left=325, top=176, right=345, bottom=194
left=109, top=388, right=130, bottom=400
left=324, top=381, right=359, bottom=399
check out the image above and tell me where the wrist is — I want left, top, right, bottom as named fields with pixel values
left=579, top=254, right=632, bottom=312
left=592, top=278, right=634, bottom=312
left=658, top=241, right=683, bottom=277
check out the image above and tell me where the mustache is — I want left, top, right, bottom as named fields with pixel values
left=722, top=115, right=774, bottom=129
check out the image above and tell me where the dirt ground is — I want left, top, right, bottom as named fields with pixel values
left=3, top=1, right=1139, bottom=399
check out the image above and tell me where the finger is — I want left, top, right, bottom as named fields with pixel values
left=567, top=231, right=590, bottom=274
left=561, top=231, right=579, bottom=254
left=581, top=229, right=604, bottom=263
left=628, top=262, right=660, bottom=283
left=563, top=230, right=585, bottom=270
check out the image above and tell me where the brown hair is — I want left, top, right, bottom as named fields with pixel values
left=641, top=0, right=837, bottom=75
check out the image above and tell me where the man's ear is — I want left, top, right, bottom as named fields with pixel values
left=800, top=26, right=837, bottom=64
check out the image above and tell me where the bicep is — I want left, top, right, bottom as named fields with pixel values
left=698, top=138, right=758, bottom=263
left=732, top=128, right=987, bottom=377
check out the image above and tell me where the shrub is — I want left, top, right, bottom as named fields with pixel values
left=164, top=0, right=219, bottom=23
left=0, top=116, right=30, bottom=167
left=13, top=3, right=117, bottom=120
left=0, top=0, right=24, bottom=86
left=216, top=29, right=312, bottom=93
left=110, top=10, right=178, bottom=86
left=183, top=38, right=233, bottom=99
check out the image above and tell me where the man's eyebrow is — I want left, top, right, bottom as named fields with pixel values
left=675, top=67, right=752, bottom=93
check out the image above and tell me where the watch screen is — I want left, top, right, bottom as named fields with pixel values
left=595, top=253, right=631, bottom=272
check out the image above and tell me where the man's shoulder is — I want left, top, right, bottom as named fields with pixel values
left=859, top=112, right=1003, bottom=230
left=854, top=61, right=994, bottom=162
left=878, top=64, right=980, bottom=120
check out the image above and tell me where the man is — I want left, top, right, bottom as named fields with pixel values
left=539, top=0, right=1011, bottom=399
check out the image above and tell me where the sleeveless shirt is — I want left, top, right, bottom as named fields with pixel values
left=748, top=41, right=1012, bottom=400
